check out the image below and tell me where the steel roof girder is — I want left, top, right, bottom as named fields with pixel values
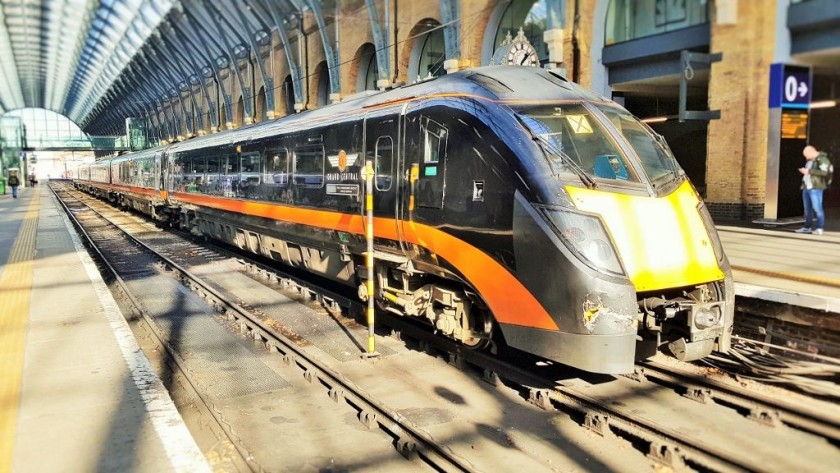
left=439, top=0, right=460, bottom=66
left=204, top=0, right=255, bottom=124
left=181, top=5, right=235, bottom=127
left=255, top=0, right=304, bottom=109
left=162, top=21, right=219, bottom=131
left=364, top=0, right=391, bottom=88
left=148, top=37, right=199, bottom=135
left=231, top=0, right=276, bottom=120
left=306, top=0, right=340, bottom=98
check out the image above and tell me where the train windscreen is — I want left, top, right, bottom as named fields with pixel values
left=516, top=104, right=640, bottom=184
left=594, top=104, right=682, bottom=187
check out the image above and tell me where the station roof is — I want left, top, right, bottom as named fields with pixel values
left=0, top=0, right=306, bottom=134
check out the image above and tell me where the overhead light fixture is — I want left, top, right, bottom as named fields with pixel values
left=640, top=116, right=668, bottom=123
left=809, top=100, right=837, bottom=109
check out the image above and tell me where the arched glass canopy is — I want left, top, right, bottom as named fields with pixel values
left=0, top=0, right=306, bottom=136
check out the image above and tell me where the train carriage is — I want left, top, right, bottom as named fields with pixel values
left=74, top=66, right=733, bottom=374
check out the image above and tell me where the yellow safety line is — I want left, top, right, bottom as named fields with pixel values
left=0, top=194, right=39, bottom=473
left=731, top=265, right=840, bottom=289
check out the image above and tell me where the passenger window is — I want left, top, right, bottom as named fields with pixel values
left=375, top=136, right=393, bottom=191
left=186, top=157, right=205, bottom=192
left=241, top=152, right=261, bottom=185
left=264, top=149, right=289, bottom=185
left=294, top=145, right=325, bottom=187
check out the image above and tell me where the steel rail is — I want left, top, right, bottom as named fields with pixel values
left=635, top=359, right=840, bottom=443
left=58, top=182, right=835, bottom=472
left=50, top=186, right=260, bottom=472
left=53, top=183, right=476, bottom=473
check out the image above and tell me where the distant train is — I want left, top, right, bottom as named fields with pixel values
left=73, top=66, right=733, bottom=374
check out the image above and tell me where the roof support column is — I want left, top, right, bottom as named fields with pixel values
left=440, top=0, right=461, bottom=73
left=140, top=54, right=187, bottom=140
left=365, top=0, right=392, bottom=89
left=160, top=26, right=215, bottom=134
left=149, top=38, right=203, bottom=137
left=307, top=0, right=341, bottom=102
left=205, top=2, right=255, bottom=125
left=542, top=0, right=567, bottom=70
left=257, top=0, right=305, bottom=111
left=168, top=19, right=222, bottom=133
left=181, top=9, right=236, bottom=130
left=232, top=4, right=276, bottom=119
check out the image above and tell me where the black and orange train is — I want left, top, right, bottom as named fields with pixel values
left=74, top=66, right=733, bottom=374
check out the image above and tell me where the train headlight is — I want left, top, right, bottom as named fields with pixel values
left=541, top=207, right=625, bottom=276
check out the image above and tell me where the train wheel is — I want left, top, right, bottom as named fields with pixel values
left=462, top=309, right=493, bottom=349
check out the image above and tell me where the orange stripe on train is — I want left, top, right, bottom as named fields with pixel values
left=172, top=192, right=559, bottom=331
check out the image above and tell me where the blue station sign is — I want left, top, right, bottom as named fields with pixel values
left=769, top=63, right=812, bottom=109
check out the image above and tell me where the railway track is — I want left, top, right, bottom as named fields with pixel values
left=52, top=183, right=474, bottom=472
left=54, top=182, right=840, bottom=472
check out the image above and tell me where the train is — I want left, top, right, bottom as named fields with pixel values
left=72, top=66, right=733, bottom=374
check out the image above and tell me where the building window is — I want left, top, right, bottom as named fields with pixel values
left=316, top=61, right=330, bottom=107
left=410, top=21, right=447, bottom=81
left=605, top=0, right=709, bottom=45
left=356, top=43, right=379, bottom=92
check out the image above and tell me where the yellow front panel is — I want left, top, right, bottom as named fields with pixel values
left=566, top=180, right=724, bottom=292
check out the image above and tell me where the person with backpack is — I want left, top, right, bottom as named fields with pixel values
left=795, top=145, right=833, bottom=235
left=7, top=171, right=20, bottom=199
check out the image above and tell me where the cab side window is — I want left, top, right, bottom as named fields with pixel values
left=375, top=136, right=393, bottom=191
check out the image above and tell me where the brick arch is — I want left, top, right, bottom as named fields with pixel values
left=256, top=86, right=266, bottom=123
left=280, top=74, right=295, bottom=116
left=352, top=42, right=377, bottom=92
left=400, top=18, right=440, bottom=85
left=311, top=60, right=330, bottom=107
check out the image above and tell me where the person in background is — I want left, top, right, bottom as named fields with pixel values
left=795, top=145, right=832, bottom=235
left=8, top=171, right=20, bottom=198
left=29, top=173, right=36, bottom=187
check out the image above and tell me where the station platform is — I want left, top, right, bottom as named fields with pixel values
left=0, top=183, right=838, bottom=471
left=717, top=225, right=840, bottom=313
left=0, top=184, right=210, bottom=473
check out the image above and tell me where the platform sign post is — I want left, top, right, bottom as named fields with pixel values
left=764, top=63, right=812, bottom=222
left=364, top=160, right=378, bottom=356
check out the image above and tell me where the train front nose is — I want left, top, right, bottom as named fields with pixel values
left=565, top=180, right=733, bottom=360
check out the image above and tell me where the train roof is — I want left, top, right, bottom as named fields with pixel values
left=163, top=66, right=607, bottom=155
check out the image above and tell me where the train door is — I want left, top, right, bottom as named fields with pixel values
left=156, top=150, right=166, bottom=194
left=396, top=110, right=448, bottom=243
left=363, top=111, right=400, bottom=242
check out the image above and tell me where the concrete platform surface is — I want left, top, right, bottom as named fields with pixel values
left=717, top=225, right=840, bottom=313
left=0, top=185, right=209, bottom=473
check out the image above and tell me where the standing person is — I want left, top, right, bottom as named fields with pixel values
left=7, top=171, right=20, bottom=199
left=795, top=145, right=832, bottom=235
left=29, top=173, right=36, bottom=187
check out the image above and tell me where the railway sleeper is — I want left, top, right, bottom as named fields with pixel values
left=395, top=437, right=418, bottom=460
left=683, top=387, right=712, bottom=404
left=748, top=408, right=782, bottom=427
left=647, top=441, right=688, bottom=471
left=528, top=388, right=553, bottom=410
left=584, top=412, right=611, bottom=437
left=359, top=410, right=379, bottom=430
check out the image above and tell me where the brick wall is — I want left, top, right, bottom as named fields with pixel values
left=706, top=0, right=777, bottom=212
